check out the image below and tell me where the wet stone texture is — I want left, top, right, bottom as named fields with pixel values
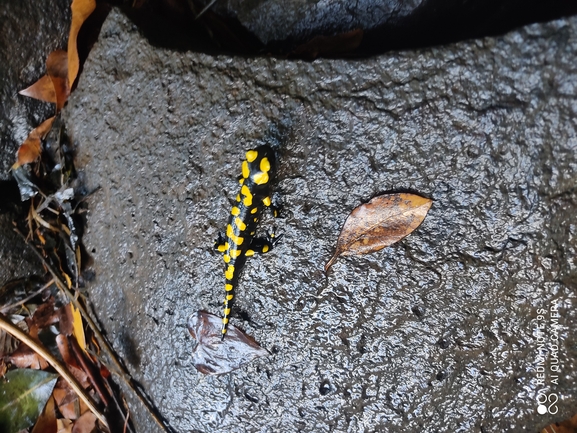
left=65, top=9, right=577, bottom=433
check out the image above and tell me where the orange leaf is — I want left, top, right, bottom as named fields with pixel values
left=15, top=116, right=55, bottom=167
left=46, top=50, right=70, bottom=110
left=325, top=193, right=433, bottom=271
left=31, top=396, right=57, bottom=433
left=68, top=0, right=96, bottom=88
left=19, top=75, right=57, bottom=104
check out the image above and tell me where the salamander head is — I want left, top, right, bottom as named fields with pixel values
left=242, top=145, right=276, bottom=189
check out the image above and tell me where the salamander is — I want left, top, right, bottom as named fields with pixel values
left=215, top=145, right=279, bottom=338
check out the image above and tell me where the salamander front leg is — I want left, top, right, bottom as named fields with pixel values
left=214, top=231, right=227, bottom=254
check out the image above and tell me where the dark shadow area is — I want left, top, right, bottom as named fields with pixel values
left=107, top=0, right=577, bottom=58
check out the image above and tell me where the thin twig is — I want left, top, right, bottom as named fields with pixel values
left=14, top=227, right=175, bottom=433
left=195, top=0, right=218, bottom=19
left=0, top=314, right=109, bottom=429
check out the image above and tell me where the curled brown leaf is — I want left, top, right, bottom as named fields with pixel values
left=68, top=0, right=96, bottom=88
left=188, top=311, right=268, bottom=375
left=14, top=116, right=55, bottom=167
left=325, top=193, right=432, bottom=271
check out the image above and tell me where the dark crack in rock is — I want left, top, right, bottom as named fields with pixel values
left=65, top=9, right=577, bottom=433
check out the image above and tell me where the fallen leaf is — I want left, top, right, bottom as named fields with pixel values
left=70, top=305, right=86, bottom=353
left=0, top=369, right=58, bottom=433
left=71, top=410, right=96, bottom=433
left=46, top=50, right=70, bottom=110
left=188, top=311, right=268, bottom=375
left=57, top=418, right=73, bottom=433
left=15, top=116, right=55, bottom=167
left=19, top=75, right=57, bottom=104
left=19, top=50, right=69, bottom=110
left=68, top=0, right=96, bottom=88
left=31, top=396, right=56, bottom=433
left=9, top=344, right=49, bottom=370
left=325, top=193, right=433, bottom=271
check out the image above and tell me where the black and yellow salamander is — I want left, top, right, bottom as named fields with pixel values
left=215, top=145, right=280, bottom=338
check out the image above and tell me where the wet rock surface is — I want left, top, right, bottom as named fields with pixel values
left=65, top=9, right=577, bottom=433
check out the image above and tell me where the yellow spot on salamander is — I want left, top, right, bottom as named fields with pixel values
left=224, top=308, right=231, bottom=315
left=226, top=294, right=234, bottom=301
left=253, top=171, right=269, bottom=185
left=245, top=249, right=255, bottom=257
left=224, top=254, right=230, bottom=263
left=221, top=328, right=227, bottom=334
left=260, top=157, right=271, bottom=172
left=246, top=150, right=258, bottom=162
left=231, top=207, right=240, bottom=216
left=226, top=227, right=244, bottom=246
left=222, top=317, right=229, bottom=324
left=251, top=207, right=258, bottom=214
left=242, top=160, right=250, bottom=178
left=225, top=284, right=233, bottom=291
left=262, top=245, right=269, bottom=253
left=230, top=249, right=242, bottom=258
left=241, top=185, right=253, bottom=206
left=217, top=243, right=227, bottom=252
left=262, top=196, right=271, bottom=206
left=225, top=265, right=235, bottom=280
left=234, top=217, right=246, bottom=231
left=236, top=194, right=241, bottom=202
left=239, top=178, right=244, bottom=185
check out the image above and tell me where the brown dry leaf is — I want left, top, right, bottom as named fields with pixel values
left=71, top=411, right=97, bottom=433
left=53, top=377, right=89, bottom=420
left=8, top=343, right=49, bottom=370
left=541, top=413, right=577, bottom=433
left=188, top=311, right=268, bottom=375
left=46, top=50, right=70, bottom=110
left=19, top=75, right=57, bottom=104
left=325, top=193, right=433, bottom=271
left=15, top=116, right=55, bottom=167
left=31, top=396, right=57, bottom=433
left=68, top=0, right=96, bottom=87
left=19, top=50, right=69, bottom=109
left=57, top=419, right=74, bottom=433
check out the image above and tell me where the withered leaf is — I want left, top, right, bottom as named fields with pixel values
left=188, top=311, right=268, bottom=375
left=46, top=50, right=70, bottom=110
left=14, top=116, right=55, bottom=167
left=19, top=50, right=69, bottom=110
left=19, top=75, right=57, bottom=104
left=68, top=0, right=96, bottom=88
left=325, top=193, right=432, bottom=271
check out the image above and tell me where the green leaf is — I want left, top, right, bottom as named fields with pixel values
left=0, top=369, right=58, bottom=433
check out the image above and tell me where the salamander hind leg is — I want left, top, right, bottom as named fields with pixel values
left=244, top=231, right=283, bottom=256
left=214, top=231, right=228, bottom=253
